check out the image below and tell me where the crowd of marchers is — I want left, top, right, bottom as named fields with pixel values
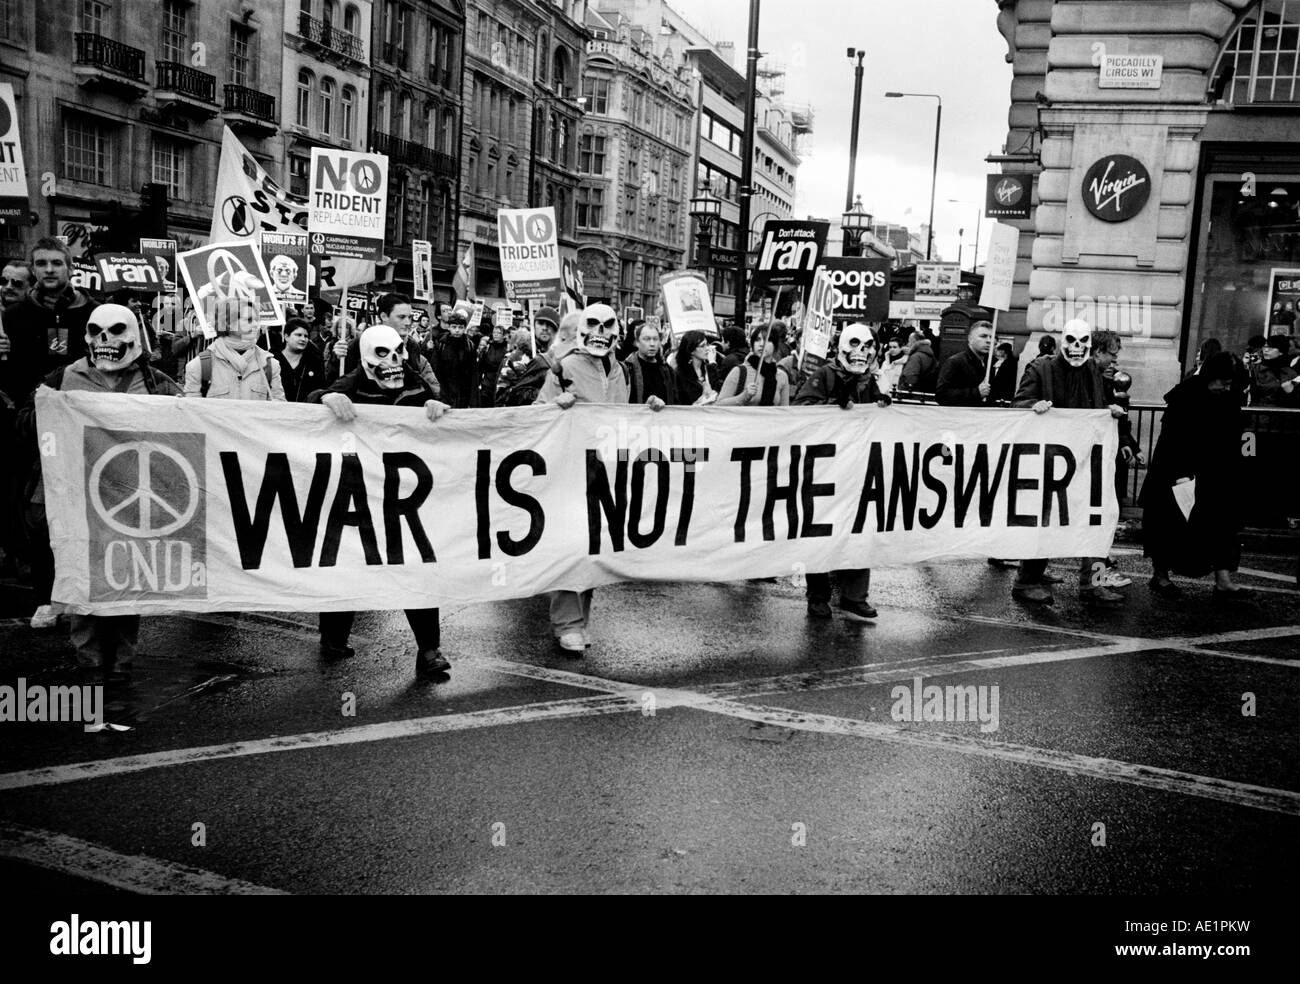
left=0, top=238, right=1289, bottom=685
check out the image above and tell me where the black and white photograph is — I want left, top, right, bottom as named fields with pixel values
left=0, top=0, right=1297, bottom=960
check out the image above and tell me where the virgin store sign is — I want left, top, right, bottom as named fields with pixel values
left=1083, top=154, right=1151, bottom=223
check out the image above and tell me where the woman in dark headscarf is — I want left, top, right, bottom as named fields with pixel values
left=1142, top=352, right=1251, bottom=600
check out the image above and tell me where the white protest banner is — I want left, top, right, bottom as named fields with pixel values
left=139, top=239, right=178, bottom=294
left=497, top=206, right=561, bottom=300
left=95, top=254, right=163, bottom=293
left=39, top=392, right=1118, bottom=616
left=210, top=126, right=373, bottom=294
left=260, top=231, right=310, bottom=306
left=660, top=270, right=716, bottom=336
left=0, top=84, right=30, bottom=226
left=308, top=148, right=388, bottom=262
left=800, top=266, right=836, bottom=364
left=412, top=239, right=434, bottom=302
left=177, top=240, right=286, bottom=337
left=979, top=222, right=1019, bottom=313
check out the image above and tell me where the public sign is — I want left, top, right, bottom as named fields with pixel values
left=139, top=239, right=178, bottom=294
left=978, top=223, right=1019, bottom=313
left=260, top=232, right=309, bottom=306
left=985, top=174, right=1032, bottom=219
left=95, top=254, right=163, bottom=293
left=821, top=257, right=890, bottom=323
left=308, top=148, right=389, bottom=262
left=411, top=239, right=433, bottom=302
left=497, top=206, right=561, bottom=301
left=176, top=240, right=285, bottom=337
left=752, top=220, right=830, bottom=290
left=1099, top=54, right=1163, bottom=89
left=0, top=83, right=29, bottom=225
left=40, top=392, right=1119, bottom=616
left=1083, top=154, right=1150, bottom=223
left=915, top=262, right=961, bottom=303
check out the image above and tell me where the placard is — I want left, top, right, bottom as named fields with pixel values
left=497, top=206, right=561, bottom=300
left=0, top=84, right=30, bottom=225
left=308, top=148, right=389, bottom=261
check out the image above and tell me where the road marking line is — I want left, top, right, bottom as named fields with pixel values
left=1237, top=567, right=1300, bottom=586
left=1174, top=624, right=1300, bottom=645
left=0, top=821, right=288, bottom=895
left=0, top=693, right=636, bottom=792
left=688, top=701, right=1300, bottom=817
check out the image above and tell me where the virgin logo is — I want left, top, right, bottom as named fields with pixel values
left=1089, top=160, right=1146, bottom=213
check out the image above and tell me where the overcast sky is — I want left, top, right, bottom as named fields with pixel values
left=676, top=0, right=1013, bottom=265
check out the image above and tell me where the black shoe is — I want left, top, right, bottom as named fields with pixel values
left=1213, top=586, right=1255, bottom=602
left=320, top=641, right=355, bottom=661
left=1080, top=585, right=1125, bottom=606
left=807, top=601, right=832, bottom=619
left=416, top=648, right=451, bottom=678
left=837, top=598, right=878, bottom=621
left=1148, top=577, right=1182, bottom=599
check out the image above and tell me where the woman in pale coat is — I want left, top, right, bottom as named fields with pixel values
left=183, top=297, right=285, bottom=402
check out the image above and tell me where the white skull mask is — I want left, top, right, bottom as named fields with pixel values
left=1060, top=319, right=1092, bottom=368
left=578, top=303, right=619, bottom=357
left=837, top=322, right=876, bottom=374
left=85, top=303, right=142, bottom=374
left=360, top=325, right=407, bottom=389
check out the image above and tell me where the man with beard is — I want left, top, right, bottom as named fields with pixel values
left=1012, top=318, right=1128, bottom=606
left=793, top=323, right=890, bottom=621
left=428, top=302, right=480, bottom=408
left=309, top=324, right=454, bottom=679
left=1, top=238, right=95, bottom=403
left=18, top=304, right=182, bottom=672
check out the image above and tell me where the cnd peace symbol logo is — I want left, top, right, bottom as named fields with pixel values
left=89, top=441, right=200, bottom=539
left=221, top=195, right=258, bottom=237
left=352, top=161, right=381, bottom=194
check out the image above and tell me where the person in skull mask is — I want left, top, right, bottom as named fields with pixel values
left=18, top=303, right=181, bottom=671
left=428, top=302, right=480, bottom=408
left=328, top=292, right=440, bottom=395
left=308, top=324, right=453, bottom=680
left=535, top=303, right=655, bottom=654
left=793, top=323, right=890, bottom=620
left=1011, top=317, right=1128, bottom=606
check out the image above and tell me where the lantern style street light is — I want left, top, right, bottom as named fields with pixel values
left=689, top=181, right=723, bottom=271
left=841, top=194, right=873, bottom=257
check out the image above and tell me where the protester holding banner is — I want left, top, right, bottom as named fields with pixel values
left=877, top=335, right=909, bottom=395
left=329, top=293, right=440, bottom=397
left=990, top=342, right=1018, bottom=404
left=1, top=238, right=95, bottom=402
left=308, top=324, right=453, bottom=679
left=182, top=297, right=285, bottom=403
left=623, top=319, right=677, bottom=406
left=275, top=319, right=326, bottom=402
left=476, top=322, right=509, bottom=407
left=936, top=321, right=995, bottom=407
left=428, top=303, right=480, bottom=408
left=716, top=326, right=791, bottom=406
left=673, top=330, right=720, bottom=406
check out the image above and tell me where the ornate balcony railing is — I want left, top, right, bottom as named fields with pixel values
left=74, top=33, right=145, bottom=82
left=372, top=131, right=458, bottom=175
left=156, top=60, right=216, bottom=103
left=296, top=12, right=365, bottom=62
left=223, top=84, right=275, bottom=121
left=382, top=42, right=408, bottom=70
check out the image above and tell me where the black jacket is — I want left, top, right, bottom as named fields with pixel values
left=275, top=345, right=327, bottom=402
left=936, top=347, right=991, bottom=407
left=624, top=353, right=679, bottom=405
left=898, top=340, right=938, bottom=393
left=793, top=363, right=890, bottom=408
left=674, top=360, right=720, bottom=405
left=428, top=335, right=479, bottom=408
left=308, top=365, right=435, bottom=407
left=0, top=288, right=95, bottom=403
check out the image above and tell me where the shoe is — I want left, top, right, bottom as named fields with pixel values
left=1012, top=585, right=1054, bottom=605
left=320, top=641, right=355, bottom=661
left=581, top=628, right=592, bottom=648
left=557, top=632, right=585, bottom=656
left=1148, top=577, right=1183, bottom=599
left=1080, top=585, right=1125, bottom=606
left=837, top=598, right=878, bottom=621
left=1213, top=586, right=1255, bottom=602
left=1041, top=571, right=1065, bottom=584
left=416, top=648, right=451, bottom=677
left=1100, top=568, right=1133, bottom=588
left=29, top=604, right=60, bottom=630
left=807, top=601, right=832, bottom=619
left=987, top=559, right=1019, bottom=568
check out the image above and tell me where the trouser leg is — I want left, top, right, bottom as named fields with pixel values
left=404, top=608, right=441, bottom=651
left=69, top=615, right=102, bottom=668
left=1080, top=557, right=1105, bottom=588
left=1016, top=559, right=1048, bottom=587
left=24, top=505, right=54, bottom=605
left=319, top=611, right=356, bottom=647
left=805, top=572, right=831, bottom=604
left=836, top=568, right=872, bottom=604
left=549, top=590, right=592, bottom=635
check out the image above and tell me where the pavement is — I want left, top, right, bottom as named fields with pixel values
left=0, top=548, right=1296, bottom=894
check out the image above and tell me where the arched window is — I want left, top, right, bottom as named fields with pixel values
left=343, top=4, right=360, bottom=36
left=536, top=31, right=549, bottom=82
left=376, top=85, right=391, bottom=133
left=552, top=47, right=569, bottom=96
left=320, top=78, right=335, bottom=135
left=322, top=0, right=339, bottom=28
left=341, top=86, right=356, bottom=143
left=296, top=69, right=314, bottom=128
left=1208, top=0, right=1300, bottom=104
left=397, top=92, right=411, bottom=139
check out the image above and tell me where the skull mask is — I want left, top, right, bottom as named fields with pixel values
left=837, top=322, right=876, bottom=374
left=1060, top=318, right=1092, bottom=368
left=578, top=303, right=619, bottom=357
left=85, top=303, right=142, bottom=374
left=360, top=325, right=407, bottom=389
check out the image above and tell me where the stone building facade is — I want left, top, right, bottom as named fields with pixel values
left=993, top=0, right=1300, bottom=403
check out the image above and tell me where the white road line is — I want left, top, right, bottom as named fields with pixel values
left=1236, top=567, right=1300, bottom=586
left=0, top=693, right=636, bottom=792
left=0, top=821, right=287, bottom=895
left=1174, top=624, right=1300, bottom=645
left=690, top=701, right=1300, bottom=817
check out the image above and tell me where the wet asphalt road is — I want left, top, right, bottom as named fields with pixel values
left=0, top=549, right=1296, bottom=894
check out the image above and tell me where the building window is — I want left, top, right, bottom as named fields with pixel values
left=486, top=157, right=497, bottom=197
left=552, top=47, right=569, bottom=96
left=439, top=187, right=452, bottom=251
left=625, top=196, right=635, bottom=230
left=344, top=4, right=360, bottom=36
left=376, top=85, right=390, bottom=132
left=1214, top=0, right=1300, bottom=104
left=620, top=259, right=636, bottom=290
left=557, top=121, right=569, bottom=167
left=556, top=188, right=567, bottom=235
left=397, top=92, right=411, bottom=139
left=80, top=1, right=107, bottom=35
left=579, top=133, right=606, bottom=175
left=320, top=78, right=335, bottom=135
left=442, top=109, right=455, bottom=154
left=341, top=86, right=355, bottom=142
left=229, top=23, right=254, bottom=87
left=582, top=76, right=609, bottom=114
left=536, top=30, right=549, bottom=82
left=63, top=114, right=113, bottom=185
left=322, top=0, right=339, bottom=28
left=392, top=173, right=408, bottom=245
left=160, top=0, right=188, bottom=62
left=577, top=187, right=603, bottom=228
left=548, top=113, right=559, bottom=161
left=627, top=157, right=639, bottom=186
left=630, top=89, right=643, bottom=124
left=467, top=154, right=478, bottom=191
left=438, top=26, right=453, bottom=80
left=0, top=0, right=20, bottom=42
left=419, top=180, right=432, bottom=239
left=296, top=69, right=314, bottom=128
left=289, top=154, right=310, bottom=197
left=151, top=135, right=188, bottom=200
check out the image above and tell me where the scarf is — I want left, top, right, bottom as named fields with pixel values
left=743, top=355, right=779, bottom=406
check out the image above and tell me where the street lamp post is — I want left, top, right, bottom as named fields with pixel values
left=689, top=182, right=722, bottom=275
left=841, top=195, right=873, bottom=258
left=734, top=0, right=761, bottom=329
left=845, top=47, right=866, bottom=212
left=885, top=91, right=942, bottom=261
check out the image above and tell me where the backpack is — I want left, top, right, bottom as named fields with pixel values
left=199, top=349, right=273, bottom=397
left=497, top=358, right=551, bottom=406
